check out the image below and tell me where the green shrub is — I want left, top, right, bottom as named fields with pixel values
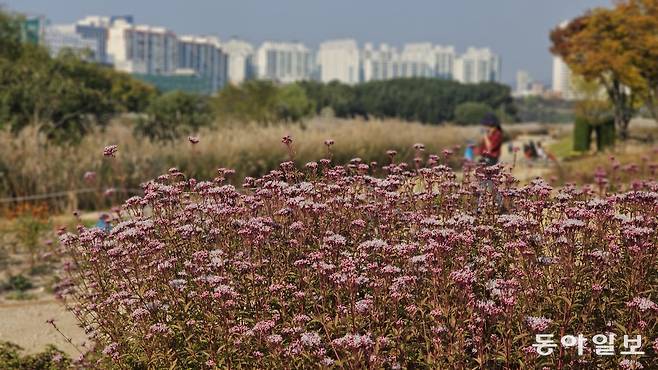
left=13, top=215, right=51, bottom=267
left=213, top=80, right=314, bottom=125
left=0, top=341, right=70, bottom=370
left=573, top=116, right=592, bottom=152
left=135, top=91, right=213, bottom=142
left=3, top=274, right=33, bottom=292
left=594, top=118, right=615, bottom=151
left=276, top=84, right=315, bottom=122
left=454, top=102, right=495, bottom=124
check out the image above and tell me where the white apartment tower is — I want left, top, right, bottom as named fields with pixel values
left=317, top=39, right=360, bottom=84
left=453, top=47, right=501, bottom=84
left=399, top=43, right=436, bottom=78
left=552, top=56, right=573, bottom=100
left=223, top=39, right=255, bottom=84
left=361, top=43, right=400, bottom=82
left=256, top=42, right=312, bottom=83
left=516, top=70, right=532, bottom=95
left=551, top=21, right=574, bottom=100
left=399, top=43, right=455, bottom=79
left=178, top=35, right=228, bottom=92
left=434, top=45, right=455, bottom=79
left=107, top=19, right=177, bottom=75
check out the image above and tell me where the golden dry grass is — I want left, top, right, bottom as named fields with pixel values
left=0, top=117, right=481, bottom=210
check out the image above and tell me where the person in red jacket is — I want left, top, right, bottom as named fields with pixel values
left=477, top=113, right=504, bottom=166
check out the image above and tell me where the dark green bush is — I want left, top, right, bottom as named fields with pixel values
left=454, top=102, right=495, bottom=124
left=135, top=91, right=213, bottom=142
left=3, top=274, right=33, bottom=292
left=573, top=116, right=592, bottom=152
left=0, top=341, right=70, bottom=370
left=594, top=118, right=615, bottom=151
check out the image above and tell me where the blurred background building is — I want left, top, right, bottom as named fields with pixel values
left=255, top=41, right=313, bottom=83
left=317, top=39, right=360, bottom=84
left=552, top=55, right=574, bottom=100
left=177, top=35, right=228, bottom=93
left=453, top=47, right=501, bottom=84
left=223, top=38, right=255, bottom=85
left=21, top=13, right=508, bottom=94
left=107, top=19, right=178, bottom=75
left=43, top=24, right=98, bottom=60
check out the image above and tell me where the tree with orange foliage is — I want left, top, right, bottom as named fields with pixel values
left=623, top=0, right=658, bottom=123
left=550, top=7, right=645, bottom=140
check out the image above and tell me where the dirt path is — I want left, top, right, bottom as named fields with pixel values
left=0, top=298, right=87, bottom=356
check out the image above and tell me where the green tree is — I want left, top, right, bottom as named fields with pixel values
left=296, top=80, right=358, bottom=117
left=0, top=49, right=118, bottom=142
left=454, top=102, right=495, bottom=124
left=214, top=80, right=313, bottom=125
left=107, top=70, right=157, bottom=113
left=622, top=0, right=658, bottom=124
left=0, top=8, right=23, bottom=60
left=214, top=80, right=280, bottom=125
left=135, top=91, right=213, bottom=142
left=0, top=9, right=158, bottom=142
left=571, top=76, right=614, bottom=125
left=276, top=84, right=315, bottom=122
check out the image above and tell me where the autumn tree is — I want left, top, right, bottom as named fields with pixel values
left=550, top=8, right=645, bottom=139
left=623, top=0, right=658, bottom=123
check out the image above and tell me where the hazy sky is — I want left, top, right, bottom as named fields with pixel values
left=3, top=0, right=611, bottom=85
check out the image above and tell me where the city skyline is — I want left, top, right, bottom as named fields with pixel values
left=3, top=0, right=611, bottom=84
left=30, top=14, right=505, bottom=91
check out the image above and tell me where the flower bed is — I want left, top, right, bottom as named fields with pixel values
left=57, top=145, right=658, bottom=368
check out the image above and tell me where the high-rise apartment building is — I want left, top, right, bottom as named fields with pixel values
left=74, top=16, right=112, bottom=64
left=551, top=20, right=574, bottom=100
left=453, top=47, right=501, bottom=84
left=107, top=19, right=177, bottom=75
left=223, top=39, right=255, bottom=85
left=399, top=43, right=455, bottom=79
left=362, top=43, right=401, bottom=82
left=516, top=70, right=531, bottom=95
left=43, top=24, right=99, bottom=59
left=178, top=35, right=228, bottom=92
left=317, top=39, right=360, bottom=84
left=434, top=45, right=456, bottom=79
left=552, top=56, right=573, bottom=100
left=399, top=43, right=435, bottom=78
left=256, top=42, right=313, bottom=83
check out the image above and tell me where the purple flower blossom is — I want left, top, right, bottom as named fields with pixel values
left=626, top=297, right=658, bottom=312
left=525, top=316, right=552, bottom=331
left=103, top=144, right=118, bottom=157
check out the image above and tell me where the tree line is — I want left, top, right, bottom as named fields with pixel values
left=217, top=79, right=517, bottom=126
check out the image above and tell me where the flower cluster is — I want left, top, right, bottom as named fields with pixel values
left=57, top=144, right=658, bottom=368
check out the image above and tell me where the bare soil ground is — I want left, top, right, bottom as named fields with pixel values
left=0, top=298, right=86, bottom=357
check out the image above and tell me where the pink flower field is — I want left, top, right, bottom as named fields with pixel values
left=56, top=140, right=658, bottom=369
